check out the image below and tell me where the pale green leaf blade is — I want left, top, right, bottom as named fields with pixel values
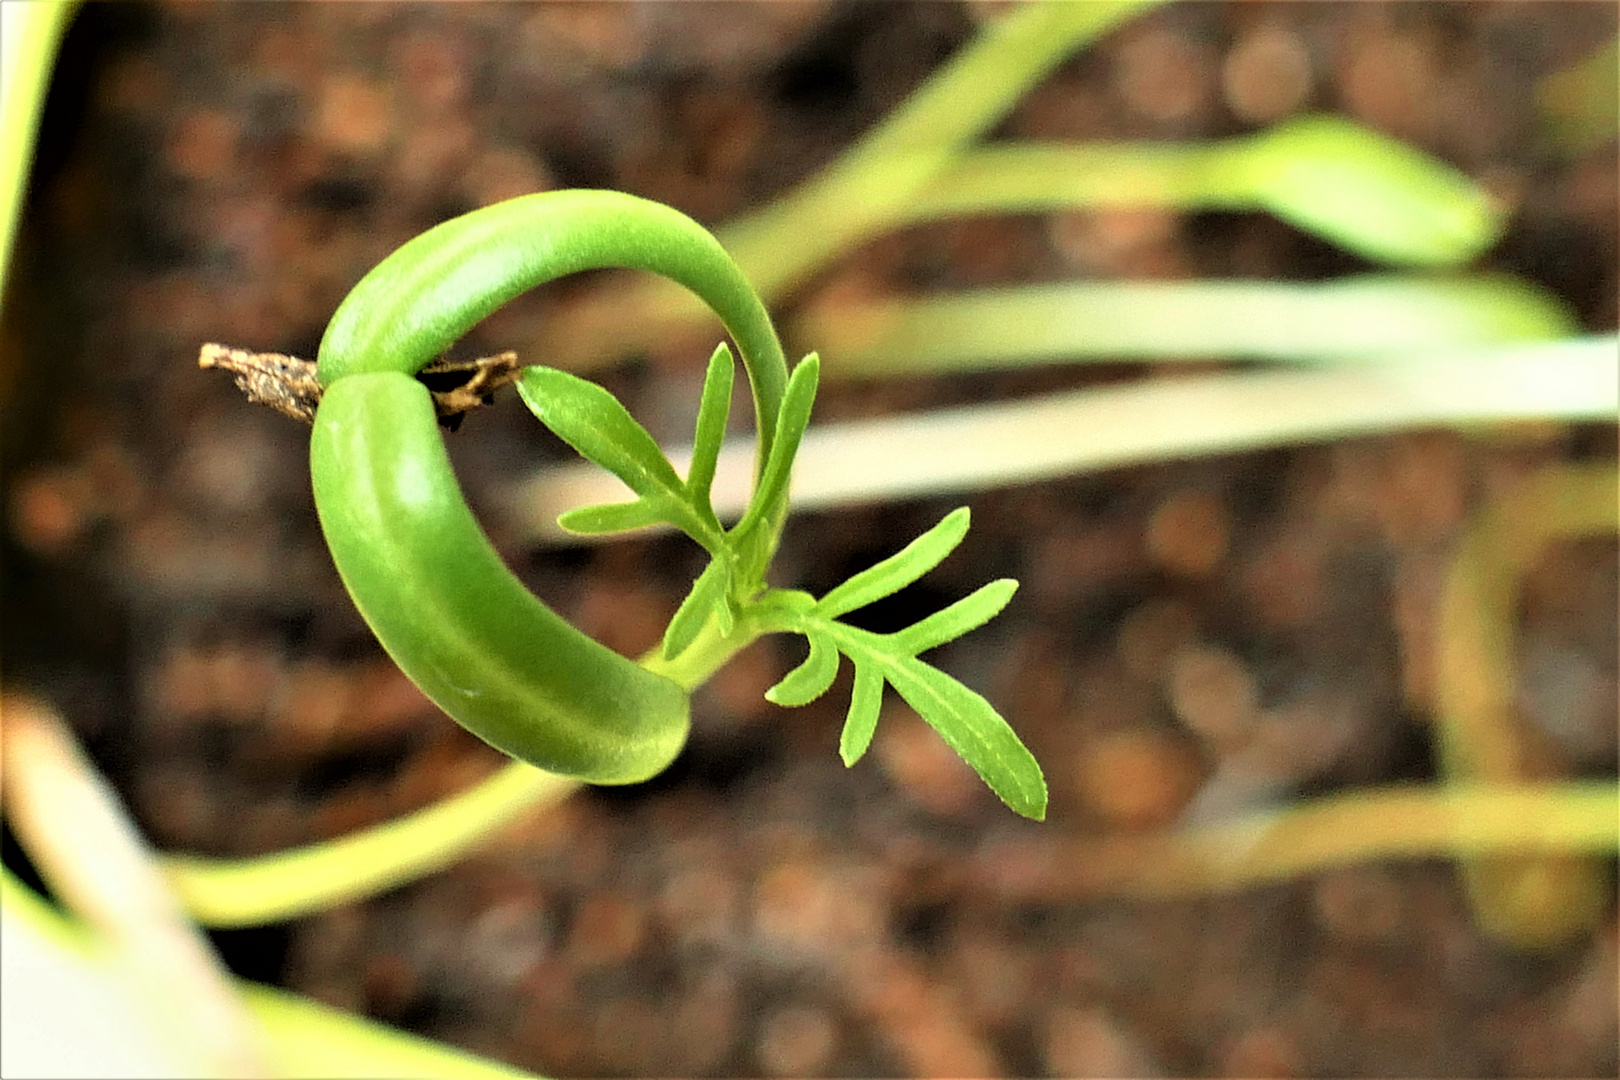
left=839, top=662, right=884, bottom=766
left=518, top=366, right=684, bottom=501
left=891, top=578, right=1018, bottom=656
left=764, top=631, right=840, bottom=707
left=882, top=655, right=1046, bottom=820
left=817, top=507, right=972, bottom=619
left=555, top=499, right=668, bottom=536
left=688, top=343, right=735, bottom=517
left=663, top=558, right=732, bottom=660
left=1238, top=114, right=1504, bottom=268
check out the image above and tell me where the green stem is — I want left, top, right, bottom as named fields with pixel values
left=713, top=0, right=1171, bottom=302
left=641, top=619, right=765, bottom=691
left=795, top=274, right=1574, bottom=376
left=897, top=114, right=1505, bottom=266
left=901, top=143, right=1235, bottom=217
left=1537, top=36, right=1619, bottom=155
left=1437, top=465, right=1619, bottom=949
left=509, top=336, right=1619, bottom=543
left=985, top=782, right=1619, bottom=900
left=164, top=762, right=575, bottom=928
left=542, top=0, right=1169, bottom=373
left=245, top=984, right=540, bottom=1079
left=161, top=622, right=761, bottom=929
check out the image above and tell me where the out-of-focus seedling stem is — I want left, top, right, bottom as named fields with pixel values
left=164, top=760, right=577, bottom=929
left=510, top=337, right=1619, bottom=546
left=901, top=114, right=1505, bottom=267
left=794, top=274, right=1573, bottom=376
left=1436, top=464, right=1620, bottom=949
left=538, top=0, right=1169, bottom=374
left=1, top=694, right=269, bottom=1077
left=974, top=782, right=1617, bottom=902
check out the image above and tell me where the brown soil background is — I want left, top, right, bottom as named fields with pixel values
left=2, top=2, right=1616, bottom=1076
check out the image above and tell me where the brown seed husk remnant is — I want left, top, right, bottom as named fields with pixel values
left=197, top=343, right=323, bottom=424
left=199, top=344, right=522, bottom=430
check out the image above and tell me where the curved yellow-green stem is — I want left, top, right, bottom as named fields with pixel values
left=1436, top=464, right=1619, bottom=949
left=311, top=190, right=788, bottom=783
left=164, top=761, right=575, bottom=927
left=980, top=782, right=1618, bottom=901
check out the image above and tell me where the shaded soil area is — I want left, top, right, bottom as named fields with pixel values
left=3, top=3, right=1616, bottom=1076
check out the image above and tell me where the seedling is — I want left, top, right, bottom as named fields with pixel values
left=292, top=189, right=1046, bottom=815
left=5, top=6, right=1614, bottom=1077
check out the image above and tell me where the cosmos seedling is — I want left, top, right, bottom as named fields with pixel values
left=212, top=189, right=1046, bottom=818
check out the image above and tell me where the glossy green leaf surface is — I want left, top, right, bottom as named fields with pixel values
left=310, top=374, right=689, bottom=784
left=518, top=364, right=723, bottom=549
left=730, top=353, right=820, bottom=570
left=307, top=190, right=1032, bottom=813
left=317, top=191, right=787, bottom=462
left=749, top=510, right=1043, bottom=818
left=307, top=192, right=803, bottom=786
